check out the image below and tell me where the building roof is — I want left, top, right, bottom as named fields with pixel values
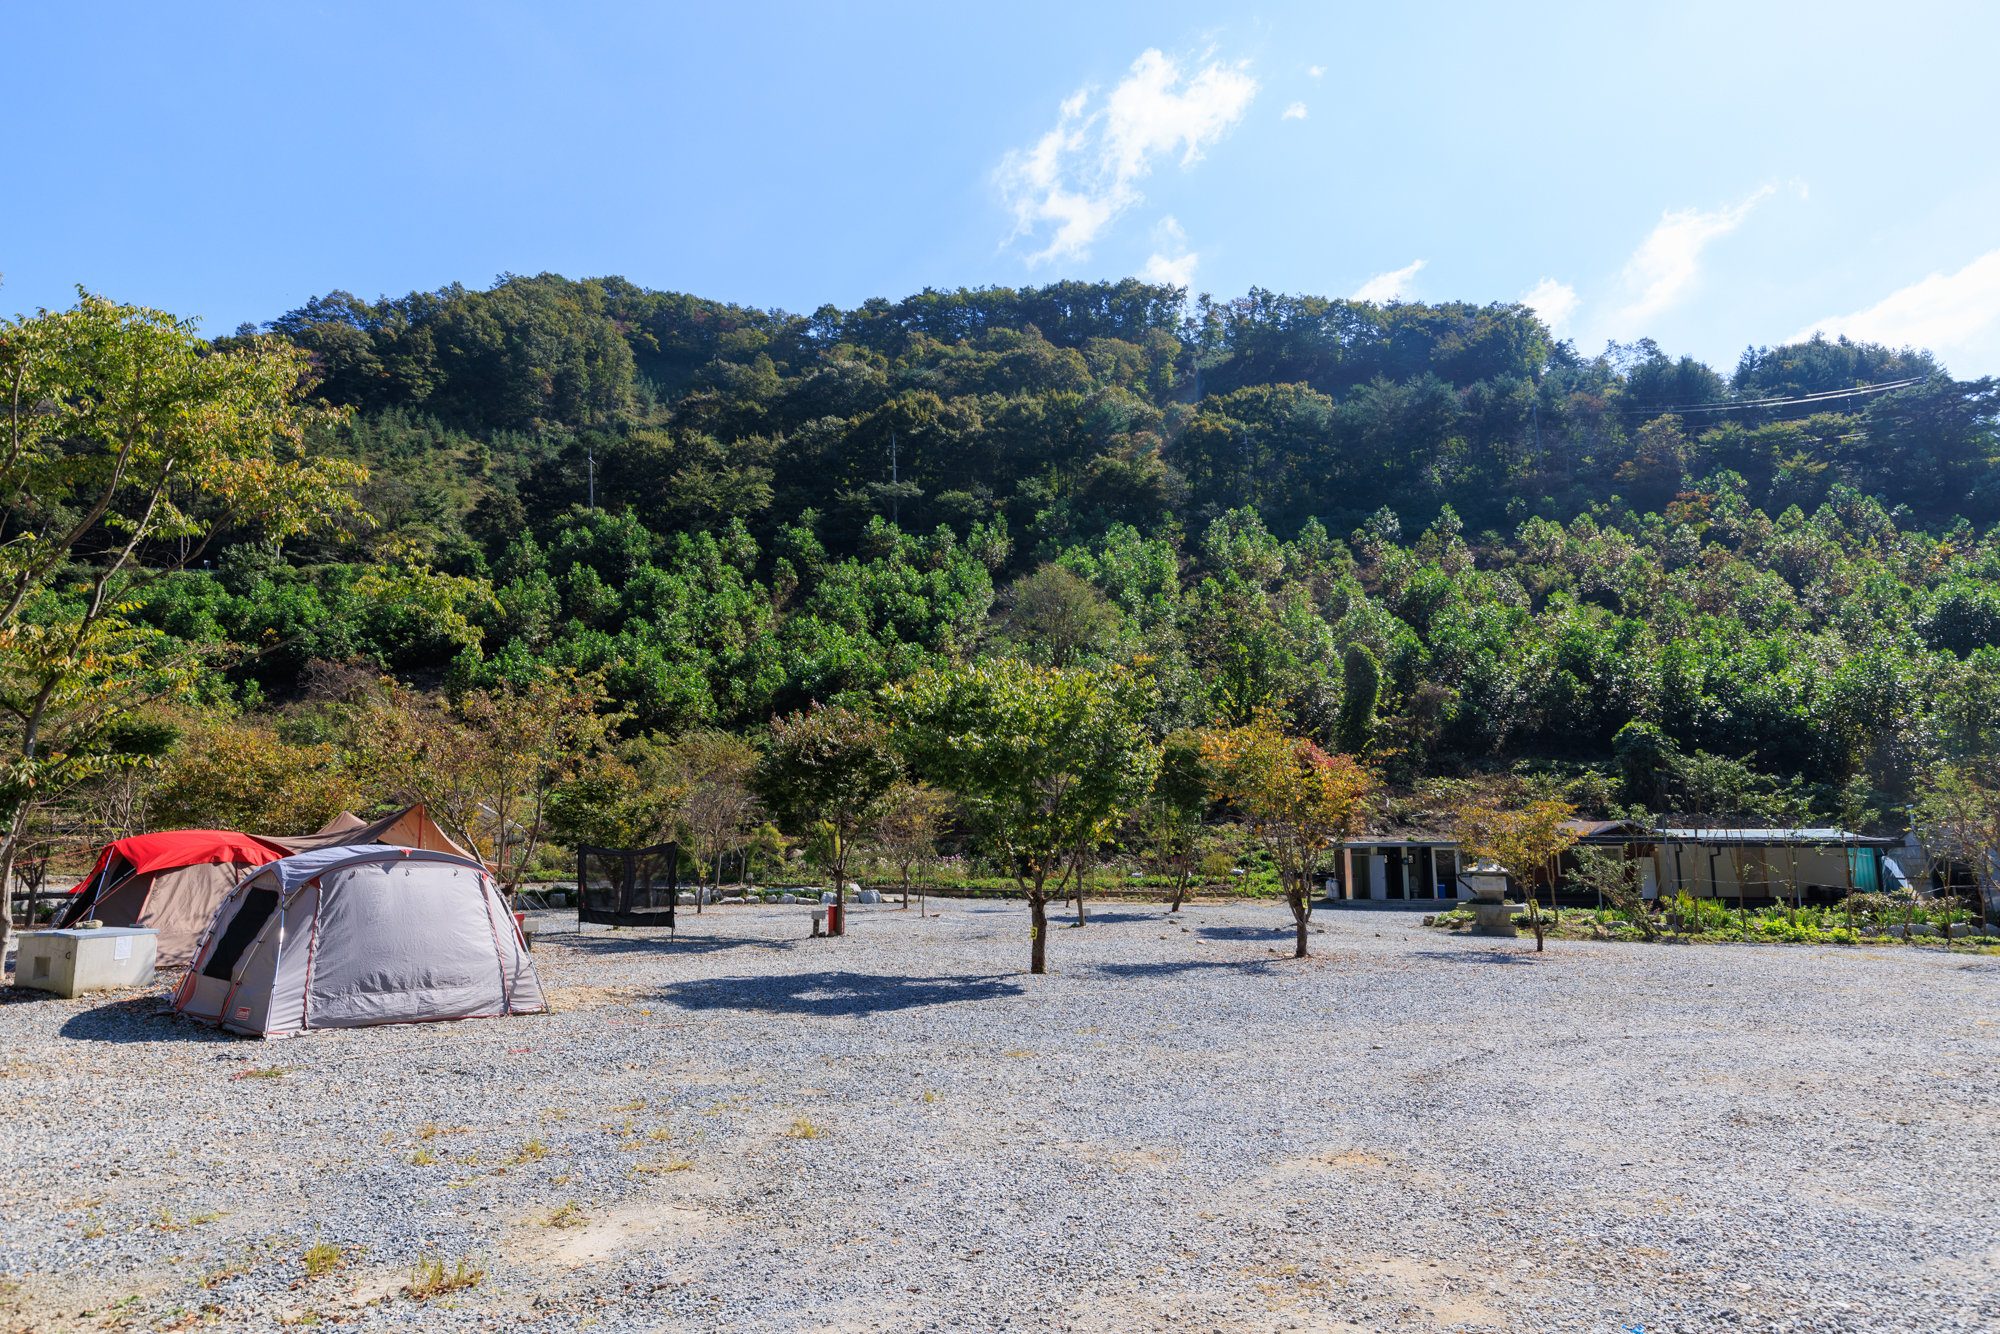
left=1657, top=827, right=1894, bottom=846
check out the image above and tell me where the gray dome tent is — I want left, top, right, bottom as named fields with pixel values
left=172, top=845, right=545, bottom=1038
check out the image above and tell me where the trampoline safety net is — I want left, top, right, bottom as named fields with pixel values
left=577, top=842, right=679, bottom=928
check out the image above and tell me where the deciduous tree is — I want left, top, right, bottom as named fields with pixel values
left=1450, top=795, right=1579, bottom=951
left=887, top=661, right=1159, bottom=973
left=1203, top=709, right=1373, bottom=957
left=751, top=703, right=901, bottom=931
left=0, top=293, right=363, bottom=949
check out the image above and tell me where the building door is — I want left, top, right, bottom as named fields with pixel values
left=1435, top=849, right=1458, bottom=898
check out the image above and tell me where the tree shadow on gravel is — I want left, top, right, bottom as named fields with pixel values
left=552, top=930, right=800, bottom=959
left=1052, top=910, right=1162, bottom=925
left=651, top=970, right=1026, bottom=1016
left=1189, top=924, right=1300, bottom=941
left=1089, top=958, right=1279, bottom=979
left=1406, top=948, right=1546, bottom=965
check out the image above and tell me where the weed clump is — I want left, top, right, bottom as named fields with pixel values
left=404, top=1253, right=484, bottom=1299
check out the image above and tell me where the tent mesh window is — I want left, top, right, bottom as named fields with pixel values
left=56, top=854, right=132, bottom=926
left=202, top=889, right=281, bottom=980
left=577, top=843, right=678, bottom=928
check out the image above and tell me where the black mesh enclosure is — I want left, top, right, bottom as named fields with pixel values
left=575, top=843, right=678, bottom=927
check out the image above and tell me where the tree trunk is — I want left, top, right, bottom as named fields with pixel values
left=0, top=802, right=25, bottom=956
left=1074, top=857, right=1088, bottom=926
left=1029, top=890, right=1048, bottom=974
left=1290, top=882, right=1310, bottom=958
left=832, top=839, right=847, bottom=936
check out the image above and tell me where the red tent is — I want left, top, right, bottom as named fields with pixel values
left=56, top=831, right=291, bottom=967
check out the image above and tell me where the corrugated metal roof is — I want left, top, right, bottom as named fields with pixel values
left=1657, top=827, right=1891, bottom=845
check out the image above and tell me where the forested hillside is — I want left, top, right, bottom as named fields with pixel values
left=142, top=274, right=2000, bottom=823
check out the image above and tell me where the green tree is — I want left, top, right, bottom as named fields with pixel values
left=750, top=703, right=901, bottom=931
left=1142, top=729, right=1213, bottom=913
left=0, top=293, right=363, bottom=949
left=886, top=660, right=1159, bottom=973
left=1335, top=643, right=1380, bottom=755
left=1001, top=563, right=1123, bottom=666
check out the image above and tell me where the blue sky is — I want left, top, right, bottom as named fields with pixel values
left=7, top=1, right=1999, bottom=377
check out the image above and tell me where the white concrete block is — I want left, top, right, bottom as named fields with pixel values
left=15, top=928, right=158, bottom=997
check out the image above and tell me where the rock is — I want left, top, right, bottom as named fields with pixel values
left=821, top=891, right=838, bottom=904
left=721, top=896, right=746, bottom=905
left=857, top=890, right=881, bottom=904
left=779, top=893, right=798, bottom=904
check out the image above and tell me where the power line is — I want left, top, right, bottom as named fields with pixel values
left=1601, top=376, right=1928, bottom=417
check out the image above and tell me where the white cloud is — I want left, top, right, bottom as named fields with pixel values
left=1351, top=259, right=1425, bottom=304
left=1142, top=215, right=1198, bottom=286
left=1616, top=186, right=1774, bottom=322
left=997, top=49, right=1258, bottom=264
left=1786, top=247, right=2000, bottom=352
left=1521, top=277, right=1579, bottom=333
left=1308, top=65, right=1324, bottom=78
left=1282, top=101, right=1307, bottom=120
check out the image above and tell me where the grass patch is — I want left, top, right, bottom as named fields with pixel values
left=785, top=1115, right=823, bottom=1140
left=922, top=1090, right=938, bottom=1104
left=232, top=1066, right=286, bottom=1081
left=510, top=1137, right=549, bottom=1164
left=410, top=1147, right=438, bottom=1167
left=301, top=1238, right=343, bottom=1278
left=80, top=1213, right=106, bottom=1239
left=633, top=1157, right=694, bottom=1175
left=154, top=1208, right=225, bottom=1233
left=611, top=1098, right=646, bottom=1112
left=543, top=1201, right=587, bottom=1230
left=647, top=1127, right=671, bottom=1142
left=200, top=1251, right=273, bottom=1292
left=403, top=1253, right=484, bottom=1300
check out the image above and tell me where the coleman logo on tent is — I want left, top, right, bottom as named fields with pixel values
left=235, top=1007, right=251, bottom=1021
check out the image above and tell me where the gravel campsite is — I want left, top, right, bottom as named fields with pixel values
left=2, top=900, right=1996, bottom=1334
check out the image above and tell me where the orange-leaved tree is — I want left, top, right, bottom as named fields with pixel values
left=1203, top=710, right=1373, bottom=958
left=1449, top=794, right=1578, bottom=951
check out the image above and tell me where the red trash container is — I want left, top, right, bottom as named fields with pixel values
left=827, top=901, right=844, bottom=936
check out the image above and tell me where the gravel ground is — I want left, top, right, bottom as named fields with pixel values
left=1, top=898, right=1995, bottom=1334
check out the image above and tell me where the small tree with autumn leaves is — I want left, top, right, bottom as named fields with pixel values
left=1448, top=794, right=1579, bottom=951
left=1202, top=710, right=1373, bottom=959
